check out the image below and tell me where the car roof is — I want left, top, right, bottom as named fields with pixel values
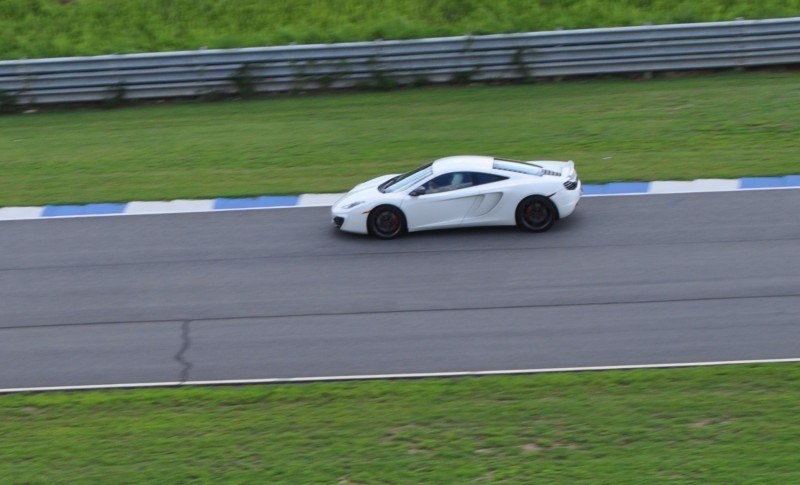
left=431, top=155, right=494, bottom=175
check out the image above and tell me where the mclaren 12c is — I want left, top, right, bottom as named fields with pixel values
left=331, top=155, right=581, bottom=239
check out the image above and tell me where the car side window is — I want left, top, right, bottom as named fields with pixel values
left=472, top=172, right=508, bottom=186
left=420, top=172, right=475, bottom=194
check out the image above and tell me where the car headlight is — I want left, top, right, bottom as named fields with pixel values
left=341, top=200, right=366, bottom=210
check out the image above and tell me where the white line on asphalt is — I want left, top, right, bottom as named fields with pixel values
left=583, top=186, right=800, bottom=197
left=2, top=186, right=799, bottom=222
left=2, top=357, right=799, bottom=394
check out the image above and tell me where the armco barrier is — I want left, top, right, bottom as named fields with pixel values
left=1, top=17, right=799, bottom=105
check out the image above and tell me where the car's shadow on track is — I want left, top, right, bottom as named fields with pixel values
left=328, top=210, right=585, bottom=244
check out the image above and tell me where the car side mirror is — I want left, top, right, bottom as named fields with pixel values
left=410, top=187, right=426, bottom=197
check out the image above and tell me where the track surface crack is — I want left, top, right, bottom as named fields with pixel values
left=175, top=321, right=192, bottom=383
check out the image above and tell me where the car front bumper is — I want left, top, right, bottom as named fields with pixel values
left=330, top=207, right=370, bottom=234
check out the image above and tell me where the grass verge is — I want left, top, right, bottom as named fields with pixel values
left=2, top=0, right=800, bottom=60
left=1, top=71, right=799, bottom=207
left=1, top=363, right=799, bottom=482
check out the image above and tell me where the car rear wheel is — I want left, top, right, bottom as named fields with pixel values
left=368, top=205, right=406, bottom=239
left=516, top=196, right=557, bottom=232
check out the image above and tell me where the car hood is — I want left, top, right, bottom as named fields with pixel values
left=332, top=173, right=400, bottom=210
left=349, top=173, right=399, bottom=193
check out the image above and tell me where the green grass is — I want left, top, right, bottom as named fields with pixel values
left=1, top=71, right=799, bottom=207
left=2, top=363, right=800, bottom=482
left=2, top=0, right=800, bottom=60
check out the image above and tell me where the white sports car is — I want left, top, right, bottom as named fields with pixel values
left=331, top=155, right=581, bottom=239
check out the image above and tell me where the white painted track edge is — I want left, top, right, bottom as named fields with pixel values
left=2, top=185, right=799, bottom=222
left=584, top=186, right=800, bottom=197
left=3, top=357, right=799, bottom=394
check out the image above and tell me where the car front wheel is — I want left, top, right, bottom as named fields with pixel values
left=367, top=205, right=406, bottom=239
left=515, top=196, right=557, bottom=232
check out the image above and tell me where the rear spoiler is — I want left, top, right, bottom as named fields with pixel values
left=562, top=160, right=576, bottom=178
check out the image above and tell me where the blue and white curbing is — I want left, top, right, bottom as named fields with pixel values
left=1, top=175, right=799, bottom=221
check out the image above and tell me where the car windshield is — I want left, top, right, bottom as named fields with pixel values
left=380, top=162, right=434, bottom=193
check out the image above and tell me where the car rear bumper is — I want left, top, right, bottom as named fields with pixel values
left=552, top=180, right=581, bottom=219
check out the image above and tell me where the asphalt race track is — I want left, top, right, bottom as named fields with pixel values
left=1, top=189, right=799, bottom=390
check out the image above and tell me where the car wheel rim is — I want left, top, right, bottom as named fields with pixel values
left=374, top=210, right=400, bottom=236
left=523, top=201, right=549, bottom=228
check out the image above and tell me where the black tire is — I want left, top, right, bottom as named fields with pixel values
left=515, top=196, right=558, bottom=232
left=367, top=205, right=406, bottom=239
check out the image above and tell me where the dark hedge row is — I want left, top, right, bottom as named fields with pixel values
left=2, top=0, right=799, bottom=60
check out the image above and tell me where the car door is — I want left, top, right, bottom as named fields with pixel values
left=401, top=172, right=481, bottom=230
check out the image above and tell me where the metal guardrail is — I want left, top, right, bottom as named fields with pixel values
left=1, top=17, right=799, bottom=105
